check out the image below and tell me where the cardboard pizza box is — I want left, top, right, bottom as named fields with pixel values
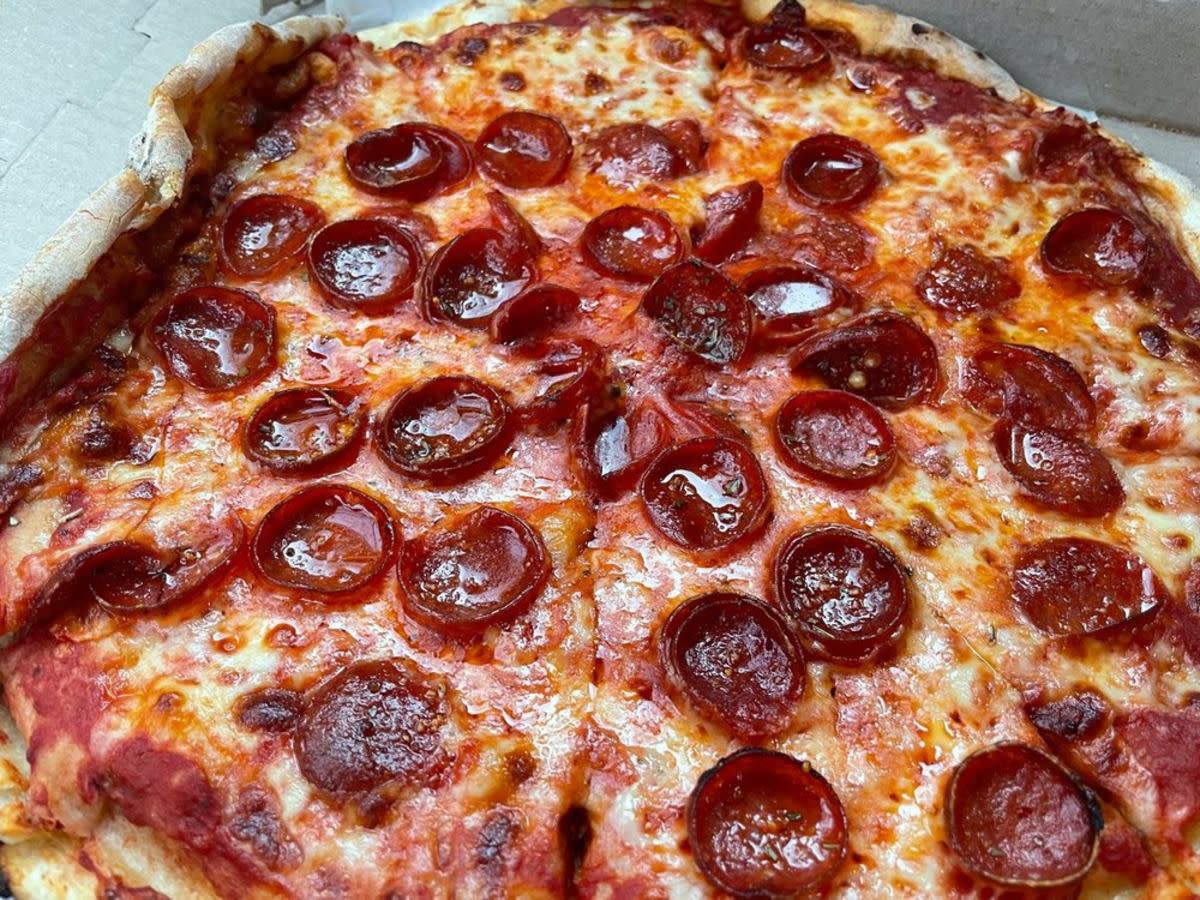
left=0, top=0, right=1197, bottom=290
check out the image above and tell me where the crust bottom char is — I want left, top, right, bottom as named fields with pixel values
left=1, top=0, right=1200, bottom=896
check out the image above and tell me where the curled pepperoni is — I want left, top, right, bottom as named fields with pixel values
left=398, top=506, right=549, bottom=635
left=742, top=263, right=858, bottom=348
left=251, top=485, right=395, bottom=595
left=660, top=592, right=805, bottom=739
left=581, top=206, right=683, bottom=282
left=640, top=436, right=770, bottom=553
left=783, top=134, right=881, bottom=210
left=775, top=390, right=896, bottom=487
left=220, top=193, right=323, bottom=278
left=1011, top=538, right=1166, bottom=637
left=34, top=517, right=243, bottom=619
left=150, top=287, right=275, bottom=392
left=946, top=743, right=1100, bottom=886
left=915, top=242, right=1020, bottom=317
left=993, top=422, right=1123, bottom=517
left=586, top=123, right=694, bottom=186
left=1033, top=122, right=1103, bottom=181
left=344, top=123, right=472, bottom=202
left=659, top=119, right=707, bottom=172
left=377, top=375, right=512, bottom=483
left=574, top=401, right=669, bottom=498
left=642, top=260, right=752, bottom=366
left=475, top=111, right=573, bottom=189
left=422, top=228, right=536, bottom=326
left=963, top=343, right=1094, bottom=433
left=689, top=749, right=848, bottom=897
left=307, top=218, right=424, bottom=313
left=486, top=191, right=544, bottom=257
left=791, top=311, right=939, bottom=408
left=516, top=339, right=605, bottom=428
left=1040, top=208, right=1150, bottom=288
left=692, top=182, right=764, bottom=264
left=741, top=23, right=831, bottom=76
left=297, top=659, right=448, bottom=793
left=773, top=525, right=909, bottom=662
left=490, top=284, right=580, bottom=344
left=243, top=388, right=364, bottom=475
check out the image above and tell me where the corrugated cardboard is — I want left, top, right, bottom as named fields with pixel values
left=1, top=0, right=1197, bottom=291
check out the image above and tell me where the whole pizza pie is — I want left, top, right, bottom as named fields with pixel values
left=0, top=0, right=1198, bottom=896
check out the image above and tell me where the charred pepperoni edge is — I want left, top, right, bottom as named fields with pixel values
left=945, top=742, right=1102, bottom=888
left=218, top=193, right=325, bottom=278
left=242, top=387, right=366, bottom=475
left=773, top=389, right=897, bottom=487
left=250, top=484, right=397, bottom=595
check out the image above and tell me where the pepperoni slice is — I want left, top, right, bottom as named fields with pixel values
left=398, top=506, right=550, bottom=635
left=237, top=688, right=305, bottom=732
left=692, top=182, right=764, bottom=264
left=791, top=311, right=939, bottom=408
left=642, top=260, right=752, bottom=366
left=150, top=287, right=275, bottom=392
left=640, top=436, right=770, bottom=553
left=251, top=485, right=395, bottom=595
left=581, top=206, right=684, bottom=282
left=993, top=422, right=1124, bottom=517
left=33, top=516, right=243, bottom=620
left=587, top=123, right=693, bottom=186
left=689, top=749, right=848, bottom=897
left=775, top=390, right=896, bottom=487
left=742, top=263, right=858, bottom=348
left=296, top=659, right=448, bottom=793
left=659, top=118, right=707, bottom=173
left=1011, top=537, right=1166, bottom=637
left=659, top=592, right=805, bottom=739
left=773, top=525, right=909, bottom=662
left=963, top=343, right=1095, bottom=433
left=422, top=228, right=536, bottom=326
left=516, top=339, right=605, bottom=428
left=1040, top=208, right=1150, bottom=288
left=475, top=111, right=573, bottom=189
left=490, top=284, right=580, bottom=344
left=486, top=191, right=544, bottom=257
left=243, top=388, right=364, bottom=475
left=220, top=193, right=323, bottom=278
left=741, top=23, right=831, bottom=75
left=782, top=134, right=881, bottom=210
left=344, top=123, right=472, bottom=202
left=574, top=401, right=670, bottom=498
left=377, top=375, right=512, bottom=483
left=915, top=242, right=1020, bottom=316
left=307, top=218, right=424, bottom=313
left=946, top=743, right=1100, bottom=886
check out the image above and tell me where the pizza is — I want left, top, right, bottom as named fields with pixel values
left=0, top=0, right=1199, bottom=895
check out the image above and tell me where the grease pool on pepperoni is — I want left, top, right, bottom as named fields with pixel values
left=1011, top=537, right=1166, bottom=637
left=742, top=263, right=859, bottom=348
left=219, top=193, right=323, bottom=278
left=642, top=260, right=752, bottom=366
left=740, top=21, right=831, bottom=76
left=1040, top=207, right=1150, bottom=288
left=377, top=375, right=513, bottom=484
left=515, top=339, right=605, bottom=428
left=783, top=134, right=882, bottom=210
left=490, top=284, right=580, bottom=344
left=659, top=592, right=805, bottom=740
left=296, top=659, right=449, bottom=794
left=150, top=287, right=276, bottom=392
left=398, top=506, right=550, bottom=635
left=993, top=422, right=1124, bottom=517
left=946, top=743, right=1100, bottom=887
left=773, top=525, right=909, bottom=662
left=775, top=390, right=896, bottom=487
left=962, top=343, right=1095, bottom=433
left=639, top=436, right=770, bottom=553
left=692, top=182, right=764, bottom=264
left=574, top=401, right=669, bottom=497
left=915, top=242, right=1020, bottom=317
left=689, top=749, right=848, bottom=897
left=586, top=122, right=697, bottom=186
left=307, top=218, right=424, bottom=313
left=344, top=122, right=472, bottom=202
left=422, top=227, right=536, bottom=326
left=252, top=484, right=395, bottom=595
left=243, top=388, right=364, bottom=475
left=475, top=111, right=573, bottom=189
left=581, top=206, right=684, bottom=282
left=791, top=311, right=939, bottom=408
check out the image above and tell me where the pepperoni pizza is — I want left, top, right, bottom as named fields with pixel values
left=0, top=0, right=1199, bottom=896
